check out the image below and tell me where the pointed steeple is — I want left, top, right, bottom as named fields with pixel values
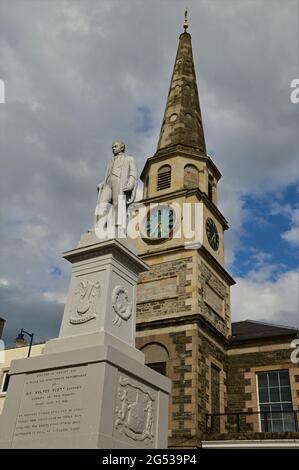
left=157, top=13, right=206, bottom=154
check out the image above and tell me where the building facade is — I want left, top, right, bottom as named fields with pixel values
left=135, top=23, right=299, bottom=447
left=135, top=20, right=234, bottom=448
left=0, top=344, right=45, bottom=415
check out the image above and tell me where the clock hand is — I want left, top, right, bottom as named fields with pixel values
left=151, top=223, right=159, bottom=236
left=211, top=232, right=218, bottom=247
left=158, top=222, right=163, bottom=238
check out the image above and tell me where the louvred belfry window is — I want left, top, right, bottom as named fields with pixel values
left=157, top=165, right=171, bottom=191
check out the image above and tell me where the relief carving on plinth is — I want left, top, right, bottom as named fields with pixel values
left=70, top=279, right=102, bottom=324
left=114, top=375, right=155, bottom=443
left=112, top=285, right=132, bottom=327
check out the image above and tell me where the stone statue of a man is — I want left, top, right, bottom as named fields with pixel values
left=95, top=141, right=137, bottom=232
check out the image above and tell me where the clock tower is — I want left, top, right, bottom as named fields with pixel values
left=135, top=15, right=235, bottom=447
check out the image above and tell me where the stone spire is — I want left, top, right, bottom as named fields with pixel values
left=157, top=15, right=206, bottom=154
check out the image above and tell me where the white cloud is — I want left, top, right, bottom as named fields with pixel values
left=281, top=208, right=299, bottom=247
left=283, top=226, right=299, bottom=246
left=244, top=250, right=287, bottom=283
left=219, top=187, right=246, bottom=268
left=0, top=278, right=10, bottom=287
left=232, top=269, right=299, bottom=327
left=43, top=291, right=66, bottom=305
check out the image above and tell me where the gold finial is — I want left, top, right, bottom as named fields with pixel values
left=184, top=9, right=188, bottom=32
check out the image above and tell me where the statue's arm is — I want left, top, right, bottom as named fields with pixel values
left=97, top=181, right=104, bottom=192
left=97, top=161, right=111, bottom=193
left=125, top=175, right=136, bottom=191
left=123, top=157, right=137, bottom=191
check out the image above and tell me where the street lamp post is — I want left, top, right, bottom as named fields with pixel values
left=15, top=329, right=34, bottom=357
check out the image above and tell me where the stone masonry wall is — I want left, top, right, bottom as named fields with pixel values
left=199, top=332, right=228, bottom=434
left=198, top=261, right=230, bottom=338
left=228, top=346, right=299, bottom=414
left=137, top=257, right=192, bottom=323
left=136, top=325, right=228, bottom=446
left=136, top=328, right=197, bottom=446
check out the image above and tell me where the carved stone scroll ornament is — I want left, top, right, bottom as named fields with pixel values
left=114, top=375, right=155, bottom=442
left=112, top=285, right=132, bottom=327
left=70, top=280, right=102, bottom=324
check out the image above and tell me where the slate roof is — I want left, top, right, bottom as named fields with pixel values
left=231, top=320, right=299, bottom=343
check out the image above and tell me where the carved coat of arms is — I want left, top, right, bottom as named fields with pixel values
left=70, top=279, right=102, bottom=324
left=114, top=375, right=155, bottom=443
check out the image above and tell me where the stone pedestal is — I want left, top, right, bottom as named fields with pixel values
left=0, top=236, right=171, bottom=449
left=59, top=235, right=144, bottom=347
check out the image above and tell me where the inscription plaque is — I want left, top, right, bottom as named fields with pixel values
left=204, top=283, right=224, bottom=317
left=137, top=276, right=177, bottom=303
left=13, top=365, right=87, bottom=441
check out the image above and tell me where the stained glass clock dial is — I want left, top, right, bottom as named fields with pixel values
left=144, top=205, right=176, bottom=240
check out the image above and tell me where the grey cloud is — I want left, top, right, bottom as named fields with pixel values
left=0, top=0, right=298, bottom=341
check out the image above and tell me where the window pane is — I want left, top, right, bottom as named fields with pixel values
left=259, top=388, right=269, bottom=403
left=269, top=387, right=280, bottom=402
left=261, top=419, right=271, bottom=432
left=279, top=371, right=290, bottom=387
left=280, top=387, right=292, bottom=402
left=270, top=403, right=281, bottom=411
left=268, top=372, right=279, bottom=387
left=147, top=362, right=166, bottom=376
left=270, top=405, right=282, bottom=420
left=283, top=414, right=296, bottom=432
left=272, top=420, right=284, bottom=432
left=258, top=373, right=268, bottom=388
left=282, top=403, right=293, bottom=412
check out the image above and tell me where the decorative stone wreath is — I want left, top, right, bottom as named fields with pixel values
left=112, top=285, right=132, bottom=326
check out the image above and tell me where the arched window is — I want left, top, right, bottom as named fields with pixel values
left=141, top=343, right=169, bottom=376
left=157, top=165, right=171, bottom=191
left=184, top=164, right=199, bottom=189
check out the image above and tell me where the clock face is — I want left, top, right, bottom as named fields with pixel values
left=144, top=205, right=176, bottom=240
left=206, top=217, right=219, bottom=251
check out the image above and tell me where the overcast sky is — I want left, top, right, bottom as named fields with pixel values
left=0, top=0, right=298, bottom=346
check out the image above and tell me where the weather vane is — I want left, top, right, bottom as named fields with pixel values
left=184, top=8, right=188, bottom=32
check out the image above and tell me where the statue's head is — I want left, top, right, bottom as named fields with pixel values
left=112, top=140, right=125, bottom=156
